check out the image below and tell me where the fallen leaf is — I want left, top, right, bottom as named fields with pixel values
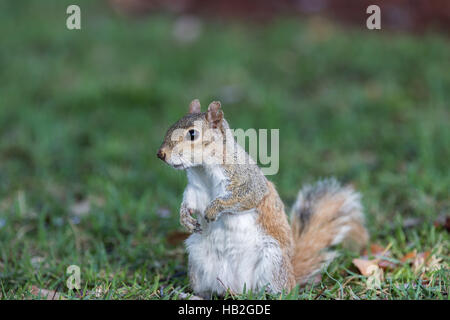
left=352, top=258, right=380, bottom=276
left=433, top=215, right=450, bottom=232
left=377, top=259, right=397, bottom=270
left=401, top=247, right=446, bottom=274
left=412, top=251, right=431, bottom=273
left=401, top=250, right=417, bottom=263
left=362, top=243, right=397, bottom=270
left=166, top=230, right=190, bottom=246
left=362, top=244, right=385, bottom=257
left=352, top=258, right=384, bottom=289
left=30, top=286, right=65, bottom=300
left=426, top=253, right=444, bottom=272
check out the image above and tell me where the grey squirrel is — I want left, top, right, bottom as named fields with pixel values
left=157, top=99, right=368, bottom=298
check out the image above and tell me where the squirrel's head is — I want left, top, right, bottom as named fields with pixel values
left=157, top=99, right=230, bottom=170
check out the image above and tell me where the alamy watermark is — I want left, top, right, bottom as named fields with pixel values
left=66, top=265, right=81, bottom=290
left=67, top=4, right=381, bottom=31
left=169, top=121, right=279, bottom=175
left=366, top=5, right=381, bottom=30
left=66, top=5, right=81, bottom=30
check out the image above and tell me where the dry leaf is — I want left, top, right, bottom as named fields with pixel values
left=362, top=243, right=397, bottom=270
left=412, top=251, right=430, bottom=273
left=166, top=230, right=190, bottom=246
left=426, top=253, right=444, bottom=272
left=401, top=250, right=417, bottom=263
left=433, top=215, right=450, bottom=232
left=362, top=244, right=385, bottom=256
left=353, top=258, right=380, bottom=276
left=402, top=247, right=445, bottom=274
left=30, top=286, right=65, bottom=300
left=377, top=259, right=397, bottom=270
left=352, top=258, right=384, bottom=289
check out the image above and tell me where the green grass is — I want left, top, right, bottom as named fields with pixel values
left=0, top=0, right=448, bottom=299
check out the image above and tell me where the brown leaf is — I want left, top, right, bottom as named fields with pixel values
left=352, top=258, right=384, bottom=289
left=166, top=230, right=190, bottom=246
left=401, top=250, right=417, bottom=263
left=377, top=259, right=397, bottom=270
left=413, top=251, right=431, bottom=273
left=401, top=249, right=445, bottom=274
left=362, top=243, right=397, bottom=270
left=433, top=215, right=450, bottom=232
left=352, top=258, right=380, bottom=277
left=30, top=286, right=65, bottom=300
left=362, top=244, right=385, bottom=257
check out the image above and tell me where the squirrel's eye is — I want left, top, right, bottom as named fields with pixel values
left=186, top=129, right=199, bottom=141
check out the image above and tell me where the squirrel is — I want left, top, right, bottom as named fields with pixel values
left=157, top=99, right=369, bottom=298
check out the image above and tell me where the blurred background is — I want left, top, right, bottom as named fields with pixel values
left=110, top=0, right=450, bottom=31
left=0, top=0, right=448, bottom=299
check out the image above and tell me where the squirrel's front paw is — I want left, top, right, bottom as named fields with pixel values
left=180, top=206, right=202, bottom=233
left=204, top=206, right=219, bottom=223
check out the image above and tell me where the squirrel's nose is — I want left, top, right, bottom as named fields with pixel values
left=157, top=149, right=166, bottom=161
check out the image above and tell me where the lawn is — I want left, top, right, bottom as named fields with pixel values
left=0, top=0, right=448, bottom=299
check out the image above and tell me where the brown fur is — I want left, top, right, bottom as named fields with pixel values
left=257, top=181, right=293, bottom=251
left=255, top=180, right=369, bottom=291
left=256, top=181, right=296, bottom=290
left=291, top=191, right=368, bottom=284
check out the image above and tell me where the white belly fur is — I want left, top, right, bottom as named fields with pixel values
left=185, top=209, right=284, bottom=297
left=183, top=165, right=284, bottom=296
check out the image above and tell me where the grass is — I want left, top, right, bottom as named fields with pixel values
left=0, top=0, right=448, bottom=300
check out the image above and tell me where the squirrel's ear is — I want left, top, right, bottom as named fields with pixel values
left=206, top=101, right=223, bottom=128
left=189, top=99, right=201, bottom=114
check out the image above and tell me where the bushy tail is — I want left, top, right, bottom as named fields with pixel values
left=290, top=178, right=369, bottom=285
